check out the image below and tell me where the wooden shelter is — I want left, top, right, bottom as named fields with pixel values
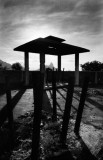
left=14, top=35, right=90, bottom=85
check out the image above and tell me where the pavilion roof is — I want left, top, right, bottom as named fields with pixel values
left=14, top=35, right=90, bottom=55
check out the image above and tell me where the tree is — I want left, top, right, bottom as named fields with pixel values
left=81, top=61, right=103, bottom=71
left=0, top=63, right=8, bottom=70
left=11, top=62, right=23, bottom=71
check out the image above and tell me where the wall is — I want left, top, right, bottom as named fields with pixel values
left=0, top=70, right=103, bottom=86
left=0, top=70, right=24, bottom=84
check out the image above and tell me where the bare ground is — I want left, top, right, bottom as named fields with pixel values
left=0, top=86, right=103, bottom=160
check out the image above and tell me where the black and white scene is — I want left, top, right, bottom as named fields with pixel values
left=0, top=0, right=103, bottom=159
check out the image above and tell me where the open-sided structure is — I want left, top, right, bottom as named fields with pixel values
left=14, top=35, right=90, bottom=85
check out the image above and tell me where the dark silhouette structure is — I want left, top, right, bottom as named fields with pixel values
left=14, top=35, right=90, bottom=86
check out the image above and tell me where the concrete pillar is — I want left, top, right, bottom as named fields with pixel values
left=40, top=53, right=45, bottom=73
left=40, top=53, right=45, bottom=86
left=58, top=55, right=61, bottom=72
left=75, top=53, right=79, bottom=85
left=58, top=55, right=61, bottom=82
left=25, top=52, right=29, bottom=86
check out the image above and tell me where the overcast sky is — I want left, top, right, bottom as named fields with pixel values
left=0, top=0, right=103, bottom=70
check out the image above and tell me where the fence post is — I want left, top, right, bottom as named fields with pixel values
left=52, top=70, right=57, bottom=122
left=31, top=73, right=44, bottom=160
left=5, top=77, right=13, bottom=130
left=60, top=77, right=74, bottom=144
left=74, top=77, right=89, bottom=135
left=62, top=68, right=65, bottom=83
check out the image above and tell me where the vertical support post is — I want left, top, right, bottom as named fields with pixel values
left=25, top=52, right=29, bottom=86
left=62, top=68, right=65, bottom=83
left=31, top=73, right=44, bottom=160
left=40, top=53, right=45, bottom=73
left=40, top=53, right=45, bottom=86
left=60, top=77, right=74, bottom=143
left=46, top=69, right=48, bottom=84
left=5, top=77, right=13, bottom=130
left=58, top=55, right=61, bottom=82
left=52, top=70, right=57, bottom=122
left=58, top=55, right=61, bottom=72
left=74, top=77, right=89, bottom=135
left=75, top=53, right=79, bottom=85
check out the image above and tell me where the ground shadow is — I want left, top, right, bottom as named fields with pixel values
left=76, top=135, right=98, bottom=160
left=74, top=90, right=103, bottom=112
left=46, top=150, right=75, bottom=160
left=0, top=88, right=26, bottom=159
left=57, top=89, right=66, bottom=100
left=0, top=88, right=26, bottom=127
left=84, top=120, right=103, bottom=130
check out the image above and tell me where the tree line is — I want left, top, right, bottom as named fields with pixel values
left=0, top=62, right=23, bottom=71
left=0, top=60, right=103, bottom=71
left=81, top=61, right=103, bottom=71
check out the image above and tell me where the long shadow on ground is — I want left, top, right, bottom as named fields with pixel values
left=0, top=89, right=26, bottom=127
left=74, top=90, right=103, bottom=111
left=0, top=88, right=26, bottom=159
left=76, top=135, right=98, bottom=160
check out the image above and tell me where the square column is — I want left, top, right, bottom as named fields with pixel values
left=40, top=53, right=45, bottom=73
left=58, top=55, right=61, bottom=72
left=40, top=53, right=45, bottom=86
left=25, top=52, right=29, bottom=86
left=58, top=55, right=61, bottom=82
left=75, top=53, right=79, bottom=85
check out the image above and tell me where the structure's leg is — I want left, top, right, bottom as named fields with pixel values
left=31, top=73, right=44, bottom=160
left=58, top=55, right=61, bottom=82
left=52, top=71, right=57, bottom=122
left=75, top=53, right=79, bottom=85
left=40, top=53, right=45, bottom=86
left=58, top=55, right=61, bottom=72
left=74, top=77, right=89, bottom=135
left=60, top=77, right=74, bottom=143
left=25, top=52, right=29, bottom=86
left=40, top=53, right=45, bottom=73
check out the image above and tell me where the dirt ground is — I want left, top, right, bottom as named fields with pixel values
left=0, top=86, right=103, bottom=159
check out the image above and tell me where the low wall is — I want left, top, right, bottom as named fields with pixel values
left=0, top=70, right=103, bottom=86
left=0, top=70, right=24, bottom=84
left=46, top=71, right=103, bottom=85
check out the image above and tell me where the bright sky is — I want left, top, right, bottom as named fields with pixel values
left=0, top=0, right=103, bottom=70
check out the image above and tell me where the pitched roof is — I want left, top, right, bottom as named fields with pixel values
left=14, top=35, right=90, bottom=55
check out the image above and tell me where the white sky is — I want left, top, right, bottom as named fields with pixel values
left=0, top=0, right=103, bottom=70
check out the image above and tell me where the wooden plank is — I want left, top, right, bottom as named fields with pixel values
left=74, top=77, right=89, bottom=135
left=52, top=71, right=57, bottom=121
left=60, top=77, right=74, bottom=143
left=31, top=73, right=44, bottom=160
left=5, top=77, right=14, bottom=129
left=44, top=84, right=68, bottom=91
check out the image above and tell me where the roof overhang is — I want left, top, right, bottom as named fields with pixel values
left=14, top=36, right=90, bottom=55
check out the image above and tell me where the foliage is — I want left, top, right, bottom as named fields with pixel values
left=0, top=62, right=8, bottom=70
left=11, top=62, right=23, bottom=71
left=81, top=61, right=103, bottom=71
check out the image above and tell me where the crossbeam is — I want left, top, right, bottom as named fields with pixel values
left=44, top=84, right=68, bottom=91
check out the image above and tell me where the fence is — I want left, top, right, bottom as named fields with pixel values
left=0, top=70, right=103, bottom=86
